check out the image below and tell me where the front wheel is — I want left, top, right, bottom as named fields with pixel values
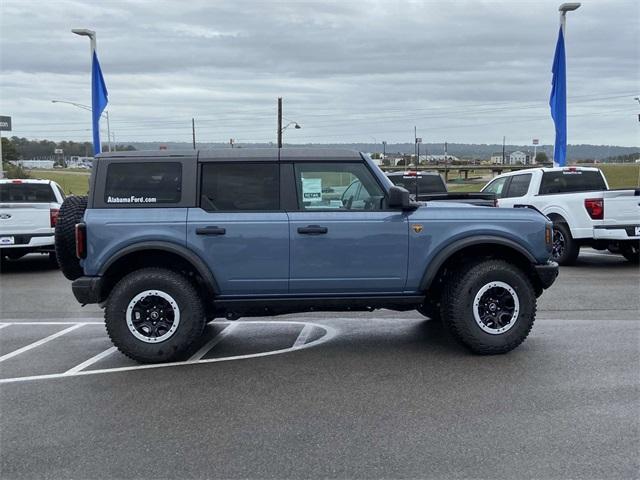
left=440, top=259, right=537, bottom=354
left=105, top=268, right=206, bottom=363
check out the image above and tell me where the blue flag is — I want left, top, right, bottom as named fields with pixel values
left=91, top=51, right=108, bottom=156
left=550, top=27, right=566, bottom=167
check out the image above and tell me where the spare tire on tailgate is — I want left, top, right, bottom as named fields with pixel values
left=55, top=195, right=88, bottom=280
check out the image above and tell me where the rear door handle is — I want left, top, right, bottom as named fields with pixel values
left=297, top=225, right=328, bottom=235
left=196, top=226, right=226, bottom=235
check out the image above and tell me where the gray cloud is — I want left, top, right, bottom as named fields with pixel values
left=1, top=0, right=638, bottom=146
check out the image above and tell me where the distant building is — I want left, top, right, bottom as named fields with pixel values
left=11, top=159, right=55, bottom=169
left=509, top=151, right=530, bottom=165
left=490, top=153, right=504, bottom=164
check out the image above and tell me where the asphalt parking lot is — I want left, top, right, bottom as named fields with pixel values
left=1, top=251, right=638, bottom=479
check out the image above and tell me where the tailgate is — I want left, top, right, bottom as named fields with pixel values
left=0, top=203, right=53, bottom=235
left=602, top=190, right=640, bottom=226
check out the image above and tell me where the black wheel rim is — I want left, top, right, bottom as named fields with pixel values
left=126, top=290, right=180, bottom=343
left=552, top=228, right=565, bottom=260
left=473, top=281, right=520, bottom=335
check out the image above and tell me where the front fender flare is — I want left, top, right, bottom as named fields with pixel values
left=419, top=235, right=537, bottom=291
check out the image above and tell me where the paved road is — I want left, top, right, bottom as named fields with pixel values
left=0, top=251, right=638, bottom=479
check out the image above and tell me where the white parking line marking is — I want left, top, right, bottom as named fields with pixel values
left=0, top=324, right=86, bottom=363
left=0, top=323, right=12, bottom=330
left=188, top=323, right=238, bottom=361
left=0, top=321, right=103, bottom=325
left=0, top=321, right=337, bottom=385
left=64, top=346, right=118, bottom=375
left=292, top=323, right=314, bottom=347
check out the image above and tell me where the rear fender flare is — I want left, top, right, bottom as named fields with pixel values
left=99, top=241, right=220, bottom=295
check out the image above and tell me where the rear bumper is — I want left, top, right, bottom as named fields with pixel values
left=72, top=276, right=104, bottom=304
left=534, top=261, right=559, bottom=290
left=0, top=233, right=54, bottom=249
left=593, top=225, right=640, bottom=241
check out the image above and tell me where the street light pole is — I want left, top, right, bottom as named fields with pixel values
left=559, top=3, right=581, bottom=36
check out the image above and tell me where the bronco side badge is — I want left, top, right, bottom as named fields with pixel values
left=412, top=224, right=423, bottom=233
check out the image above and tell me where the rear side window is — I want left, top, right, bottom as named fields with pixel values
left=0, top=183, right=56, bottom=203
left=200, top=163, right=279, bottom=211
left=540, top=170, right=606, bottom=194
left=504, top=174, right=532, bottom=198
left=104, top=162, right=182, bottom=204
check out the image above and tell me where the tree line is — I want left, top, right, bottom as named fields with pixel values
left=1, top=136, right=136, bottom=161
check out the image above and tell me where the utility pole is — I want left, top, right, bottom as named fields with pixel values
left=413, top=126, right=417, bottom=166
left=277, top=97, right=283, bottom=148
left=382, top=140, right=386, bottom=159
left=192, top=118, right=196, bottom=149
left=502, top=136, right=506, bottom=165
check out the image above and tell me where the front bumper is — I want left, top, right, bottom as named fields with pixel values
left=72, top=276, right=104, bottom=304
left=534, top=261, right=559, bottom=289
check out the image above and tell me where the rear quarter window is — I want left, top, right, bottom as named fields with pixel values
left=539, top=170, right=607, bottom=194
left=104, top=162, right=182, bottom=204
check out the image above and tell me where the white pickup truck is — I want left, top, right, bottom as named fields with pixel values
left=481, top=167, right=640, bottom=265
left=0, top=179, right=65, bottom=266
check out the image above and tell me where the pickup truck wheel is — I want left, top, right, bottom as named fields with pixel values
left=55, top=195, right=87, bottom=280
left=105, top=268, right=205, bottom=363
left=441, top=259, right=536, bottom=354
left=552, top=222, right=579, bottom=265
left=620, top=242, right=639, bottom=264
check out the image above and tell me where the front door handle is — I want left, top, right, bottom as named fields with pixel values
left=297, top=225, right=328, bottom=235
left=196, top=226, right=226, bottom=235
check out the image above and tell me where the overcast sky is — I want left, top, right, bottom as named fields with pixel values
left=1, top=0, right=638, bottom=146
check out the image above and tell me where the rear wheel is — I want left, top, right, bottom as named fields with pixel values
left=620, top=242, right=639, bottom=264
left=552, top=222, right=579, bottom=265
left=105, top=267, right=205, bottom=363
left=440, top=259, right=536, bottom=354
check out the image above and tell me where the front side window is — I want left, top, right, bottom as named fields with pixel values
left=200, top=163, right=279, bottom=211
left=504, top=174, right=532, bottom=198
left=294, top=162, right=385, bottom=210
left=483, top=177, right=508, bottom=198
left=105, top=162, right=182, bottom=205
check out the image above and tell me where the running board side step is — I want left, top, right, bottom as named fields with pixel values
left=213, top=295, right=425, bottom=319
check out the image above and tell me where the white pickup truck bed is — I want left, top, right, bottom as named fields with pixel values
left=482, top=166, right=639, bottom=264
left=0, top=179, right=65, bottom=262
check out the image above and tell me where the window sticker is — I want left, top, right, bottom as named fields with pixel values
left=302, top=178, right=322, bottom=202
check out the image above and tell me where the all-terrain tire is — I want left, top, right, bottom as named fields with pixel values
left=440, top=259, right=537, bottom=355
left=105, top=268, right=206, bottom=363
left=55, top=195, right=87, bottom=280
left=552, top=222, right=579, bottom=265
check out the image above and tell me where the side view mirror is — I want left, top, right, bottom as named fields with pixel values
left=388, top=185, right=416, bottom=210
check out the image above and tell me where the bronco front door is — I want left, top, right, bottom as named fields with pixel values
left=288, top=161, right=409, bottom=294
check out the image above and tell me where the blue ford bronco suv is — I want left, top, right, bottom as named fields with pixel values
left=54, top=148, right=558, bottom=363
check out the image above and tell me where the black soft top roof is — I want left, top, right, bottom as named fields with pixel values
left=97, top=148, right=363, bottom=162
